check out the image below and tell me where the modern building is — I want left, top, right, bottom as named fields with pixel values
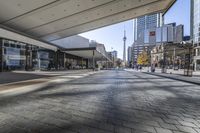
left=191, top=0, right=200, bottom=71
left=107, top=50, right=118, bottom=68
left=150, top=23, right=184, bottom=69
left=53, top=36, right=111, bottom=69
left=0, top=29, right=110, bottom=72
left=132, top=13, right=163, bottom=64
left=0, top=27, right=60, bottom=72
left=127, top=46, right=133, bottom=67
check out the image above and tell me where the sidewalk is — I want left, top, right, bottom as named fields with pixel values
left=125, top=68, right=200, bottom=85
left=0, top=69, right=93, bottom=84
left=0, top=69, right=101, bottom=97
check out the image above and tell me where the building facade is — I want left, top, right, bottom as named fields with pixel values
left=107, top=50, right=118, bottom=67
left=0, top=38, right=64, bottom=71
left=0, top=34, right=111, bottom=72
left=191, top=0, right=200, bottom=71
left=127, top=46, right=132, bottom=67
left=133, top=13, right=163, bottom=64
left=133, top=21, right=184, bottom=66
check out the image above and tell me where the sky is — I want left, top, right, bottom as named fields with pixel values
left=80, top=0, right=190, bottom=59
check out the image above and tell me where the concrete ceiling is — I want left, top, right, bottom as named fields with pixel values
left=0, top=0, right=175, bottom=42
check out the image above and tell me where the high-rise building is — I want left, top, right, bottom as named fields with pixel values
left=127, top=46, right=132, bottom=66
left=112, top=50, right=118, bottom=59
left=191, top=0, right=200, bottom=71
left=133, top=13, right=163, bottom=64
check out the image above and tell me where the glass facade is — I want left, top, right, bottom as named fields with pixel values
left=192, top=0, right=200, bottom=44
left=2, top=39, right=26, bottom=71
left=0, top=38, right=58, bottom=71
left=134, top=13, right=162, bottom=43
left=133, top=13, right=163, bottom=63
left=191, top=0, right=200, bottom=71
left=0, top=38, right=89, bottom=72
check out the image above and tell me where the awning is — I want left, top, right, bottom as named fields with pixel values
left=62, top=47, right=111, bottom=61
left=0, top=0, right=176, bottom=42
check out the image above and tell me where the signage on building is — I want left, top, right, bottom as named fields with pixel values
left=149, top=31, right=156, bottom=36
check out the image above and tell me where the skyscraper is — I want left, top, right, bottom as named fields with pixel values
left=127, top=46, right=132, bottom=66
left=191, top=0, right=200, bottom=71
left=123, top=30, right=127, bottom=63
left=133, top=13, right=163, bottom=64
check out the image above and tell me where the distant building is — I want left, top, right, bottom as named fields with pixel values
left=133, top=22, right=184, bottom=65
left=112, top=50, right=118, bottom=59
left=127, top=46, right=132, bottom=66
left=183, top=36, right=190, bottom=41
left=133, top=13, right=163, bottom=64
left=107, top=51, right=117, bottom=60
left=191, top=0, right=200, bottom=71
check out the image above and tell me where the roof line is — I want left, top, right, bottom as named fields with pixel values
left=61, top=47, right=96, bottom=51
left=163, top=0, right=176, bottom=16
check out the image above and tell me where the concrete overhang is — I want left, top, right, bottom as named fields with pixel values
left=62, top=47, right=111, bottom=61
left=0, top=0, right=176, bottom=42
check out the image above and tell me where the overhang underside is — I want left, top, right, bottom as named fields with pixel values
left=0, top=0, right=175, bottom=42
left=64, top=49, right=111, bottom=61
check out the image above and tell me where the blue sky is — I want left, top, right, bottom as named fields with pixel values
left=80, top=0, right=190, bottom=59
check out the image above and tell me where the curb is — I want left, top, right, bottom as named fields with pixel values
left=143, top=72, right=200, bottom=86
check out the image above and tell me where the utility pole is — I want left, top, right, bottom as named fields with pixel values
left=173, top=47, right=176, bottom=70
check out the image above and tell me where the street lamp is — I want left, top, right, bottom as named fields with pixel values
left=180, top=40, right=193, bottom=76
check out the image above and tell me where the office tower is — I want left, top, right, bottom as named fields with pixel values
left=133, top=13, right=163, bottom=64
left=191, top=0, right=200, bottom=71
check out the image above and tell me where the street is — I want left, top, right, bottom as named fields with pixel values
left=0, top=70, right=200, bottom=133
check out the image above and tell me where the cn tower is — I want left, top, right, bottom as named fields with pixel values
left=123, top=29, right=127, bottom=63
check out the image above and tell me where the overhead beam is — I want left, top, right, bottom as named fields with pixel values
left=26, top=0, right=160, bottom=37
left=43, top=0, right=171, bottom=41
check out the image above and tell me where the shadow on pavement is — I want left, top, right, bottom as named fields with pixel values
left=0, top=70, right=200, bottom=132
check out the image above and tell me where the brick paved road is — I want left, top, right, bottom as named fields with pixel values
left=0, top=70, right=200, bottom=133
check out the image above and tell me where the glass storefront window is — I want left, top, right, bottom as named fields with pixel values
left=2, top=39, right=26, bottom=71
left=196, top=60, right=200, bottom=71
left=3, top=46, right=26, bottom=70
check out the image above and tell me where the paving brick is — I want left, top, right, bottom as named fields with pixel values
left=155, top=127, right=173, bottom=133
left=0, top=70, right=200, bottom=133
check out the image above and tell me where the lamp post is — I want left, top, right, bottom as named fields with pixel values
left=180, top=40, right=193, bottom=76
left=162, top=42, right=166, bottom=73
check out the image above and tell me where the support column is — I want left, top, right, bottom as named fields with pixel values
left=106, top=59, right=108, bottom=69
left=0, top=39, right=3, bottom=72
left=92, top=50, right=95, bottom=71
left=55, top=50, right=59, bottom=70
left=86, top=59, right=89, bottom=69
left=37, top=51, right=40, bottom=70
left=25, top=44, right=29, bottom=71
left=162, top=43, right=166, bottom=73
left=81, top=58, right=83, bottom=69
left=64, top=53, right=66, bottom=69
